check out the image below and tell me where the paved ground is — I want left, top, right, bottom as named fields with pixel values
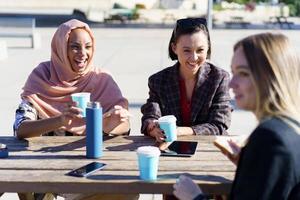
left=0, top=24, right=299, bottom=199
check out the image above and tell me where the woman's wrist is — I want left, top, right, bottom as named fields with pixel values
left=57, top=115, right=68, bottom=128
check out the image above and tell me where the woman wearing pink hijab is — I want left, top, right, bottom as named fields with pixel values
left=14, top=19, right=131, bottom=139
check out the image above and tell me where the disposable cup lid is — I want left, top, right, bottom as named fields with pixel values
left=0, top=143, right=6, bottom=149
left=137, top=146, right=160, bottom=156
left=71, top=92, right=91, bottom=97
left=158, top=115, right=176, bottom=123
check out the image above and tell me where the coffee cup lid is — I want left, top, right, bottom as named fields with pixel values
left=71, top=92, right=91, bottom=97
left=0, top=143, right=6, bottom=149
left=158, top=115, right=176, bottom=123
left=137, top=146, right=160, bottom=156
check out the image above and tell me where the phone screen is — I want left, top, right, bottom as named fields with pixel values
left=161, top=141, right=198, bottom=157
left=67, top=162, right=106, bottom=177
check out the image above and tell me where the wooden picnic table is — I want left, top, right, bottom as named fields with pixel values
left=0, top=135, right=236, bottom=198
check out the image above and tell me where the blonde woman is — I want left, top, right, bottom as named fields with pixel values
left=173, top=33, right=300, bottom=200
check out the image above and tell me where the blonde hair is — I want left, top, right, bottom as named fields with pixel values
left=234, top=33, right=300, bottom=130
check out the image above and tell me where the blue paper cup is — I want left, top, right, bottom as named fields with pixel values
left=158, top=115, right=177, bottom=142
left=71, top=92, right=90, bottom=117
left=137, top=146, right=160, bottom=181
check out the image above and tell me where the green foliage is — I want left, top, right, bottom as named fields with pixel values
left=213, top=3, right=223, bottom=11
left=225, top=0, right=249, bottom=3
left=113, top=3, right=127, bottom=9
left=135, top=3, right=146, bottom=9
left=225, top=0, right=297, bottom=3
left=283, top=0, right=300, bottom=16
left=281, top=0, right=300, bottom=4
left=288, top=3, right=300, bottom=16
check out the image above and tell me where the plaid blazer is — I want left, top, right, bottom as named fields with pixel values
left=141, top=62, right=232, bottom=135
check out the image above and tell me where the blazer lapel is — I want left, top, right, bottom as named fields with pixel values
left=164, top=63, right=182, bottom=123
left=191, top=62, right=211, bottom=122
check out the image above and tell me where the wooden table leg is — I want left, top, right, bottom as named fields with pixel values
left=18, top=193, right=35, bottom=200
left=39, top=193, right=55, bottom=200
left=18, top=192, right=55, bottom=200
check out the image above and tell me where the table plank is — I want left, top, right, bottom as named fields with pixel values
left=0, top=170, right=233, bottom=195
left=0, top=135, right=218, bottom=145
left=0, top=159, right=235, bottom=171
left=5, top=150, right=229, bottom=161
left=2, top=138, right=221, bottom=152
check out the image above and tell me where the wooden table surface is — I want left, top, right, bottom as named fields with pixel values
left=0, top=135, right=235, bottom=195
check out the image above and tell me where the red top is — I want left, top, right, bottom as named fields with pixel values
left=179, top=79, right=193, bottom=126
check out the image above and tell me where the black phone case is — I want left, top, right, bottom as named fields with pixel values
left=67, top=162, right=106, bottom=177
left=160, top=141, right=198, bottom=157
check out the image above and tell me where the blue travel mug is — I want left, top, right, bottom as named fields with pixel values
left=86, top=101, right=102, bottom=159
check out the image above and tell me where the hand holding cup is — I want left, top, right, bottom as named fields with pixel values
left=71, top=92, right=91, bottom=117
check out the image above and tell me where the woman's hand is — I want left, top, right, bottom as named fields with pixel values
left=60, top=101, right=83, bottom=126
left=173, top=175, right=203, bottom=200
left=147, top=120, right=166, bottom=143
left=103, top=105, right=131, bottom=121
left=102, top=105, right=131, bottom=134
left=224, top=140, right=241, bottom=165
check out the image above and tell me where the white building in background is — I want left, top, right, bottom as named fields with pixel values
left=117, top=0, right=208, bottom=23
left=0, top=0, right=208, bottom=23
left=113, top=0, right=207, bottom=11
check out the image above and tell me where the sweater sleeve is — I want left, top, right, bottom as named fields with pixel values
left=140, top=75, right=162, bottom=135
left=13, top=100, right=38, bottom=136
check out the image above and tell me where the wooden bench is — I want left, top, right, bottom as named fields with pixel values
left=0, top=17, right=41, bottom=49
left=225, top=16, right=251, bottom=29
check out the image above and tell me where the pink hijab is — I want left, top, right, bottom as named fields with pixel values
left=21, top=19, right=127, bottom=135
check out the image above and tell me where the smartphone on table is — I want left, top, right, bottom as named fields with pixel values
left=67, top=161, right=106, bottom=177
left=160, top=141, right=198, bottom=157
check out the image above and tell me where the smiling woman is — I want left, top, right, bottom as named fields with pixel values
left=141, top=17, right=232, bottom=142
left=13, top=19, right=131, bottom=139
left=141, top=18, right=232, bottom=200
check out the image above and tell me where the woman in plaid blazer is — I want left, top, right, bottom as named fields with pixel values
left=141, top=18, right=232, bottom=142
